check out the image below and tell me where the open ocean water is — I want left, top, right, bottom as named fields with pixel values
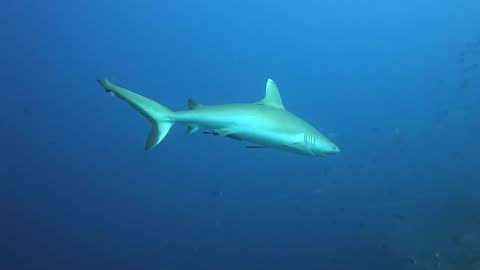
left=2, top=0, right=480, bottom=269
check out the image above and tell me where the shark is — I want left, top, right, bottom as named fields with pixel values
left=97, top=79, right=340, bottom=157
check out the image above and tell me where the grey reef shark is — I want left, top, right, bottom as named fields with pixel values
left=97, top=79, right=340, bottom=158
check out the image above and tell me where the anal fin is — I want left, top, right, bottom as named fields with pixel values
left=212, top=128, right=235, bottom=137
left=186, top=124, right=200, bottom=134
left=203, top=129, right=242, bottom=141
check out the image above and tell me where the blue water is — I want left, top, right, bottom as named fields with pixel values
left=2, top=1, right=480, bottom=269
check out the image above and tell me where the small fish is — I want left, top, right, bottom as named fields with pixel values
left=379, top=242, right=389, bottom=250
left=434, top=108, right=449, bottom=119
left=22, top=107, right=32, bottom=116
left=463, top=63, right=479, bottom=73
left=328, top=257, right=338, bottom=264
left=459, top=79, right=469, bottom=89
left=211, top=191, right=223, bottom=197
left=451, top=234, right=460, bottom=245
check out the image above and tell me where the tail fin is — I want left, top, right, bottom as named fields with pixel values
left=97, top=80, right=174, bottom=150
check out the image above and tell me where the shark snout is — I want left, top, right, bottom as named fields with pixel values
left=315, top=143, right=340, bottom=156
left=322, top=143, right=340, bottom=154
left=331, top=144, right=340, bottom=154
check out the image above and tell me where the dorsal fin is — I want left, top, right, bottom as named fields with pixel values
left=187, top=98, right=203, bottom=110
left=257, top=79, right=285, bottom=109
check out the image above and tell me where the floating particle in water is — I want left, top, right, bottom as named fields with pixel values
left=386, top=190, right=395, bottom=197
left=330, top=219, right=339, bottom=225
left=393, top=214, right=406, bottom=220
left=434, top=108, right=450, bottom=120
left=328, top=257, right=338, bottom=265
left=21, top=107, right=33, bottom=118
left=379, top=242, right=389, bottom=250
left=323, top=167, right=331, bottom=177
left=370, top=127, right=381, bottom=133
left=214, top=219, right=222, bottom=229
left=451, top=234, right=460, bottom=245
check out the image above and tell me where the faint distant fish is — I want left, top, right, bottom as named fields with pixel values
left=451, top=234, right=460, bottom=245
left=434, top=108, right=449, bottom=119
left=459, top=79, right=469, bottom=89
left=22, top=107, right=32, bottom=117
left=379, top=242, right=389, bottom=250
left=211, top=191, right=223, bottom=198
left=323, top=167, right=331, bottom=177
left=463, top=63, right=479, bottom=73
left=458, top=50, right=467, bottom=62
left=328, top=257, right=338, bottom=265
left=465, top=42, right=474, bottom=50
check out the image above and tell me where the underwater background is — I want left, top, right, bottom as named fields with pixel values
left=2, top=0, right=480, bottom=269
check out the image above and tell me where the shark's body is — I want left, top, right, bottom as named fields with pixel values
left=98, top=79, right=339, bottom=157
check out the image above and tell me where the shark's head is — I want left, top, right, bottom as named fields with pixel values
left=310, top=135, right=340, bottom=156
left=287, top=131, right=340, bottom=157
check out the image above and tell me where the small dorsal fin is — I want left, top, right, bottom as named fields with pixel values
left=188, top=98, right=203, bottom=110
left=257, top=79, right=285, bottom=109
